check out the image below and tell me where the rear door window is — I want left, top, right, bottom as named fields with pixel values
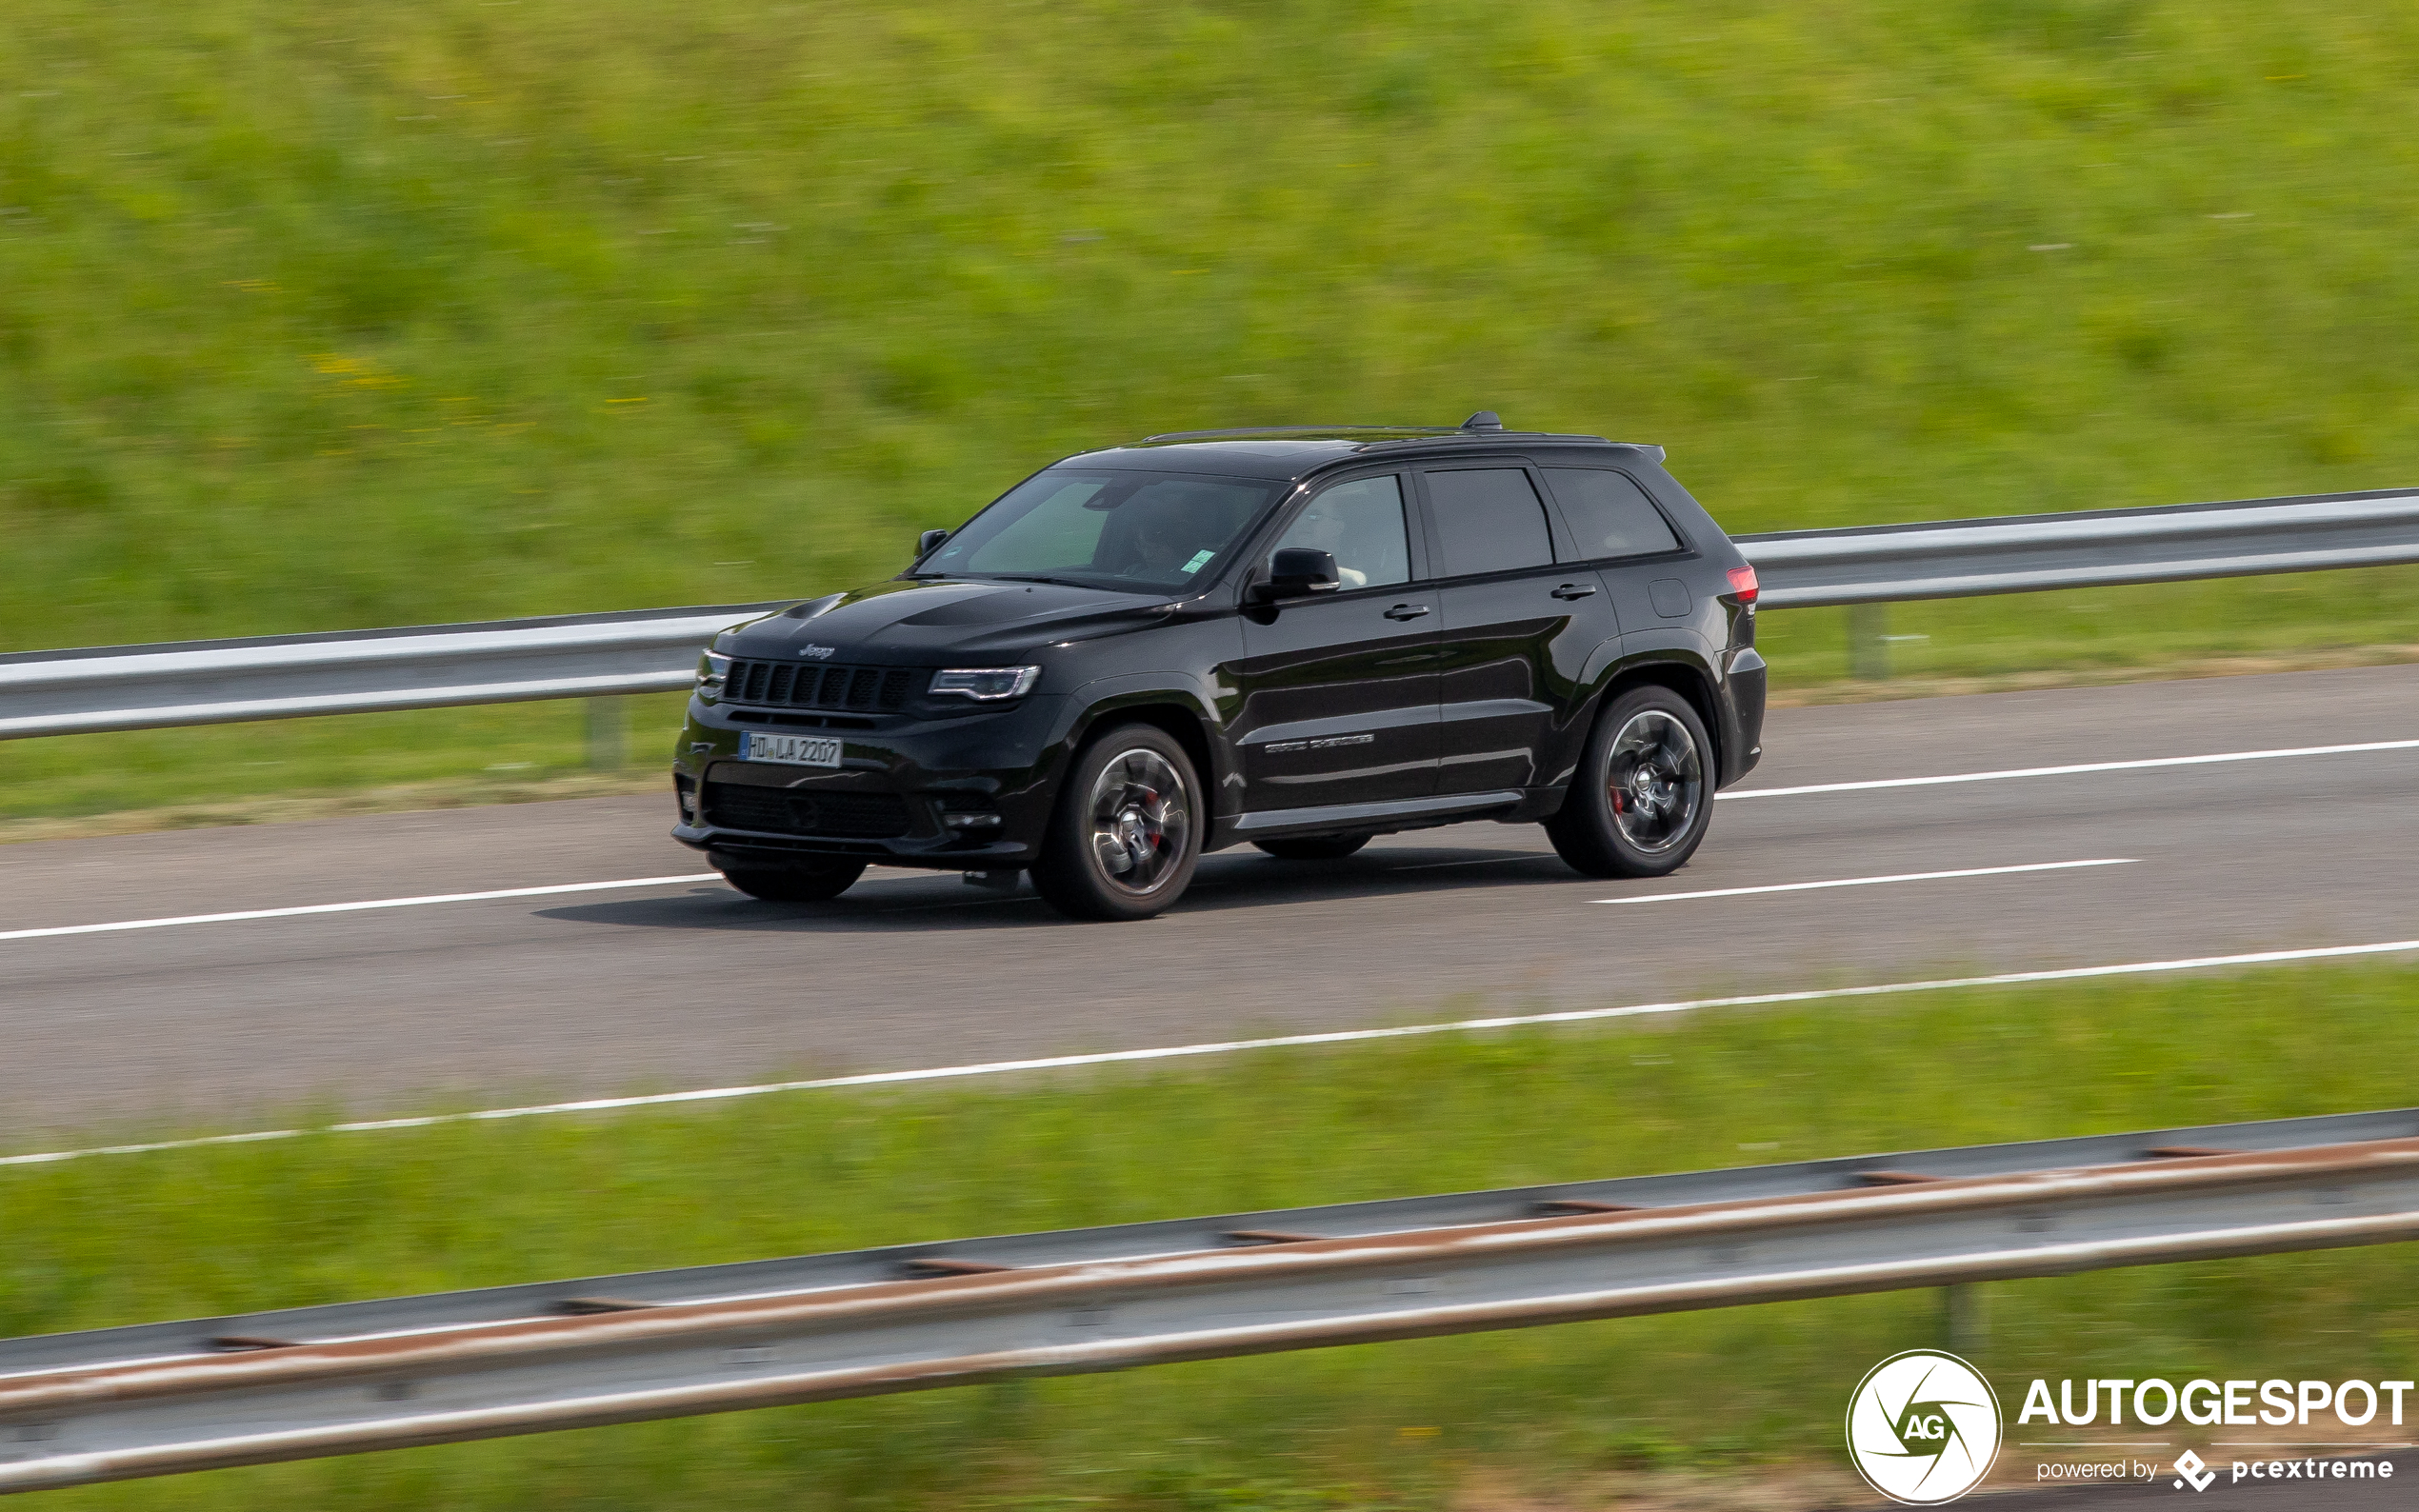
left=1424, top=468, right=1555, bottom=578
left=1544, top=468, right=1682, bottom=559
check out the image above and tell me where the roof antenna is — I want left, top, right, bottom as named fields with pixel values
left=1461, top=410, right=1504, bottom=431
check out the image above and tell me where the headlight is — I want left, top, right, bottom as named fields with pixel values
left=696, top=651, right=731, bottom=698
left=929, top=666, right=1040, bottom=701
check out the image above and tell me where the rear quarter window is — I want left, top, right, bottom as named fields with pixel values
left=1544, top=468, right=1683, bottom=559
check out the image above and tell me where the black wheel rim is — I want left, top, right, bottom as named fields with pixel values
left=1608, top=709, right=1703, bottom=853
left=1087, top=748, right=1190, bottom=897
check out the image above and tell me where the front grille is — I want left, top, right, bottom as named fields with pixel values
left=724, top=659, right=915, bottom=713
left=703, top=782, right=913, bottom=839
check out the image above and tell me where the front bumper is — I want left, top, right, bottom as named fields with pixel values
left=670, top=693, right=1070, bottom=871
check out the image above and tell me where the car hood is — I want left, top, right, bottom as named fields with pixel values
left=716, top=578, right=1178, bottom=663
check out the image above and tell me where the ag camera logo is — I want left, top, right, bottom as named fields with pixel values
left=1847, top=1350, right=2003, bottom=1504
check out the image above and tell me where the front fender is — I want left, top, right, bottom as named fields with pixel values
left=1054, top=672, right=1239, bottom=816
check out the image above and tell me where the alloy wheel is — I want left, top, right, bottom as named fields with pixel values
left=1087, top=747, right=1191, bottom=896
left=1607, top=708, right=1704, bottom=853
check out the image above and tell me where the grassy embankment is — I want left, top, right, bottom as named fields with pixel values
left=4, top=0, right=2419, bottom=822
left=9, top=962, right=2418, bottom=1509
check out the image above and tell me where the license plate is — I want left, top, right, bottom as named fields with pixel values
left=741, top=731, right=844, bottom=768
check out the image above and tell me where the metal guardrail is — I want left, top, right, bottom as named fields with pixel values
left=2, top=487, right=2413, bottom=741
left=4, top=1108, right=2416, bottom=1493
left=0, top=603, right=790, bottom=741
left=1737, top=485, right=2419, bottom=608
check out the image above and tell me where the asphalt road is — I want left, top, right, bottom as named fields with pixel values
left=4, top=665, right=2414, bottom=1143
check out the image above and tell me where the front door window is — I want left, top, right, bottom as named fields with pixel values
left=1264, top=473, right=1411, bottom=589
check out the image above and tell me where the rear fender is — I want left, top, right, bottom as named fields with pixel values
left=1562, top=635, right=1734, bottom=790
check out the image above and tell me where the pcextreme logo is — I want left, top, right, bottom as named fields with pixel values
left=1846, top=1351, right=2004, bottom=1505
left=2173, top=1450, right=2217, bottom=1492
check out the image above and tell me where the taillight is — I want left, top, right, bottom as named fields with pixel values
left=1725, top=565, right=1759, bottom=605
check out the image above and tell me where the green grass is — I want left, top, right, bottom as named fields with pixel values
left=0, top=694, right=689, bottom=825
left=10, top=962, right=2418, bottom=1508
left=3, top=0, right=2419, bottom=816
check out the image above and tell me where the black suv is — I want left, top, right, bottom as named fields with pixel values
left=671, top=414, right=1766, bottom=921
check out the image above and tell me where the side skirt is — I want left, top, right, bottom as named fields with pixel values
left=1210, top=789, right=1543, bottom=848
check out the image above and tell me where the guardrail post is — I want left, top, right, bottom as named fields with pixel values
left=1848, top=603, right=1889, bottom=680
left=585, top=698, right=626, bottom=770
left=1943, top=1283, right=1986, bottom=1356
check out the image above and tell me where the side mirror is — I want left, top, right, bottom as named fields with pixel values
left=916, top=527, right=950, bottom=559
left=1252, top=547, right=1343, bottom=604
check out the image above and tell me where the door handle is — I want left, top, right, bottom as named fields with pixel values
left=1383, top=603, right=1431, bottom=621
left=1550, top=583, right=1598, bottom=600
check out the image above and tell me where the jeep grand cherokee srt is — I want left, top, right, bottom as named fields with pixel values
left=671, top=413, right=1766, bottom=921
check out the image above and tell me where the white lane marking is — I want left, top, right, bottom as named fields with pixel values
left=8, top=935, right=2416, bottom=1170
left=1717, top=738, right=2419, bottom=801
left=1603, top=858, right=2137, bottom=905
left=0, top=874, right=723, bottom=943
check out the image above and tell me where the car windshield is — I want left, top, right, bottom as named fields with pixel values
left=918, top=469, right=1281, bottom=592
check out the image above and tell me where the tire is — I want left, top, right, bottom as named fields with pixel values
left=1028, top=723, right=1204, bottom=921
left=1544, top=685, right=1715, bottom=879
left=720, top=859, right=868, bottom=903
left=1252, top=835, right=1371, bottom=861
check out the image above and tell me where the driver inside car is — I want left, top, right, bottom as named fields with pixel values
left=1283, top=506, right=1369, bottom=588
left=1110, top=496, right=1218, bottom=580
left=1268, top=475, right=1414, bottom=591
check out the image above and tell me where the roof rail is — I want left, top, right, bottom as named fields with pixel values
left=1132, top=424, right=1459, bottom=444
left=1129, top=415, right=1626, bottom=451
left=1352, top=430, right=1616, bottom=451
